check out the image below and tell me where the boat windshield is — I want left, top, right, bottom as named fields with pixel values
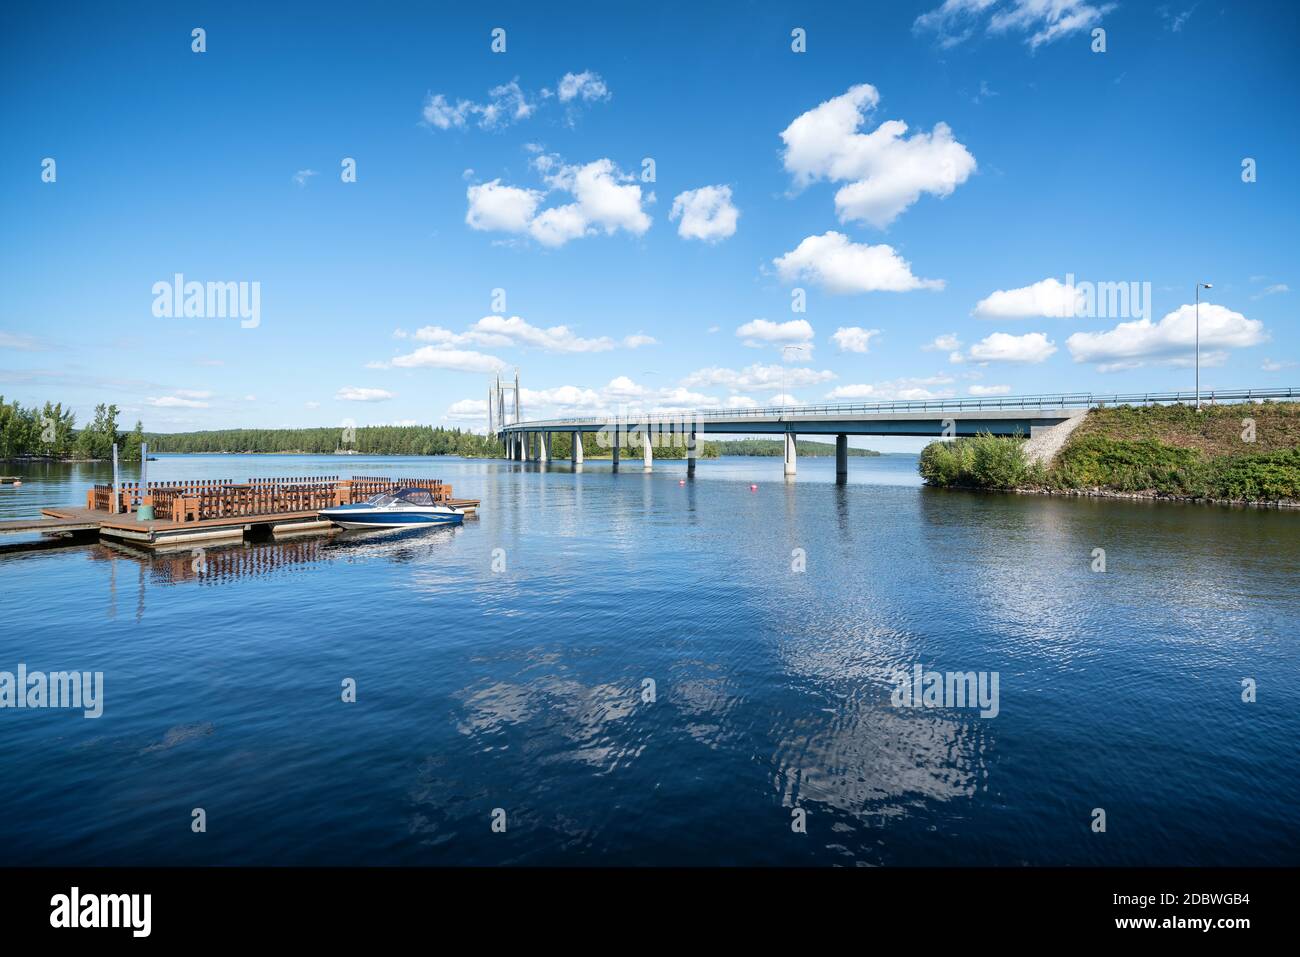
left=395, top=488, right=435, bottom=506
left=364, top=493, right=398, bottom=506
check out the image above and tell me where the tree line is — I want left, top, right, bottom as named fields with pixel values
left=0, top=396, right=144, bottom=461
left=144, top=425, right=504, bottom=457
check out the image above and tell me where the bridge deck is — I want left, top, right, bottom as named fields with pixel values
left=499, top=388, right=1298, bottom=435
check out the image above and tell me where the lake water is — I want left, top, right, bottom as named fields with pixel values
left=1, top=453, right=1297, bottom=865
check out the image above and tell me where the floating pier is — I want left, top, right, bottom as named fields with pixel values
left=0, top=475, right=479, bottom=552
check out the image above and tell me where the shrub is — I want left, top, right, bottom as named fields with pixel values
left=919, top=433, right=1029, bottom=489
left=919, top=440, right=970, bottom=486
left=968, top=432, right=1030, bottom=488
left=1207, top=448, right=1300, bottom=501
left=1048, top=436, right=1207, bottom=495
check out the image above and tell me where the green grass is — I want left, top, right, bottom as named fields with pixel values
left=918, top=402, right=1300, bottom=503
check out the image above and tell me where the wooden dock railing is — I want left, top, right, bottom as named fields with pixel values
left=248, top=475, right=340, bottom=486
left=91, top=475, right=456, bottom=524
left=90, top=479, right=233, bottom=513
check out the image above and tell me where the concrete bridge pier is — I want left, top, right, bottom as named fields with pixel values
left=538, top=431, right=550, bottom=464
left=687, top=430, right=697, bottom=477
left=784, top=433, right=797, bottom=476
left=835, top=434, right=848, bottom=483
left=642, top=429, right=653, bottom=471
left=571, top=431, right=583, bottom=466
left=612, top=440, right=620, bottom=472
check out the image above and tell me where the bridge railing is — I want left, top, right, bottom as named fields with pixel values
left=501, top=387, right=1299, bottom=430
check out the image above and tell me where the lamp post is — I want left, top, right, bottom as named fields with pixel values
left=1195, top=282, right=1212, bottom=410
left=780, top=344, right=806, bottom=412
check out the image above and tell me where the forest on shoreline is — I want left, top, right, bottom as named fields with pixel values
left=1, top=397, right=143, bottom=462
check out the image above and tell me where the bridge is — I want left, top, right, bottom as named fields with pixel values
left=493, top=386, right=1299, bottom=480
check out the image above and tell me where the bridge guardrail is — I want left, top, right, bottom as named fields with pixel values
left=499, top=387, right=1299, bottom=430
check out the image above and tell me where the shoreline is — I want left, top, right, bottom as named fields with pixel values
left=936, top=483, right=1300, bottom=510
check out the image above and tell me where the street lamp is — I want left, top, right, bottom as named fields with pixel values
left=1196, top=282, right=1213, bottom=410
left=780, top=344, right=806, bottom=412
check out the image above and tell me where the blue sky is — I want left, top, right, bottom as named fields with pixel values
left=2, top=1, right=1296, bottom=451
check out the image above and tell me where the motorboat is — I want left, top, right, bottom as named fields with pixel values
left=318, top=487, right=464, bottom=529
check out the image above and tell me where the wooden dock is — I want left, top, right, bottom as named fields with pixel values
left=0, top=475, right=479, bottom=551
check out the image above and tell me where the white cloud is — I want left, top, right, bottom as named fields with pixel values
left=1262, top=359, right=1296, bottom=372
left=915, top=0, right=1116, bottom=50
left=387, top=347, right=507, bottom=374
left=465, top=180, right=543, bottom=232
left=147, top=394, right=211, bottom=409
left=825, top=375, right=957, bottom=401
left=1161, top=6, right=1195, bottom=32
left=394, top=315, right=648, bottom=356
left=774, top=231, right=944, bottom=294
left=968, top=331, right=1058, bottom=363
left=923, top=333, right=962, bottom=353
left=1066, top=303, right=1266, bottom=371
left=682, top=363, right=836, bottom=392
left=654, top=387, right=720, bottom=411
left=305, top=401, right=321, bottom=410
left=736, top=318, right=814, bottom=348
left=669, top=185, right=739, bottom=242
left=780, top=84, right=976, bottom=227
left=424, top=72, right=610, bottom=133
left=521, top=384, right=606, bottom=412
left=1252, top=283, right=1289, bottom=300
left=467, top=157, right=651, bottom=247
left=446, top=398, right=489, bottom=422
left=973, top=277, right=1084, bottom=318
left=831, top=326, right=881, bottom=353
left=969, top=384, right=1012, bottom=395
left=292, top=169, right=317, bottom=188
left=243, top=394, right=257, bottom=401
left=556, top=70, right=609, bottom=103
left=604, top=376, right=647, bottom=399
left=336, top=387, right=395, bottom=402
left=422, top=79, right=535, bottom=130
left=472, top=315, right=615, bottom=353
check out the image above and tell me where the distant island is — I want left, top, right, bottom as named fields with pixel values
left=143, top=428, right=880, bottom=460
left=919, top=402, right=1300, bottom=506
left=144, top=425, right=497, bottom=457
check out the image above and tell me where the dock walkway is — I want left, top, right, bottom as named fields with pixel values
left=0, top=474, right=479, bottom=552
